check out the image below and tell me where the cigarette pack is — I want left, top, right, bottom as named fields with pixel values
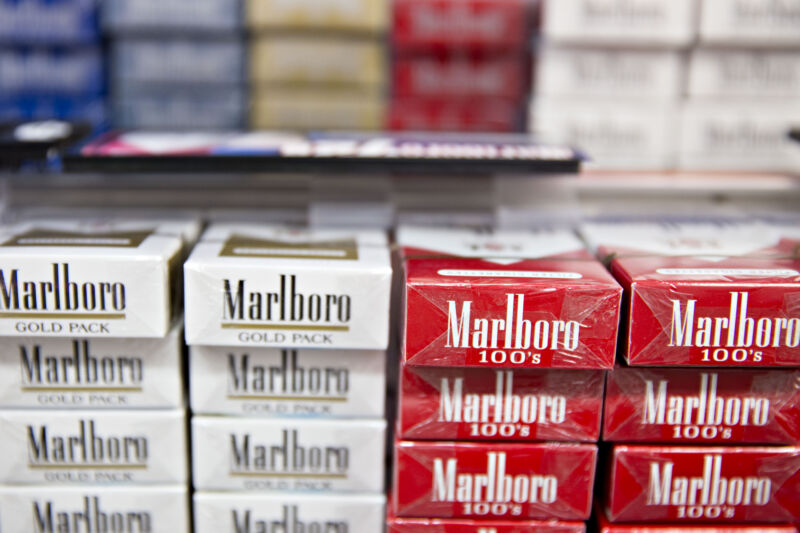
left=393, top=0, right=530, bottom=52
left=582, top=220, right=800, bottom=367
left=604, top=367, right=800, bottom=444
left=189, top=345, right=386, bottom=417
left=103, top=0, right=242, bottom=33
left=0, top=409, right=187, bottom=485
left=0, top=319, right=184, bottom=409
left=399, top=365, right=604, bottom=441
left=0, top=0, right=98, bottom=45
left=688, top=50, right=800, bottom=98
left=192, top=416, right=386, bottom=492
left=400, top=227, right=622, bottom=369
left=0, top=95, right=107, bottom=128
left=389, top=97, right=520, bottom=133
left=0, top=220, right=184, bottom=338
left=536, top=47, right=683, bottom=99
left=246, top=0, right=388, bottom=33
left=0, top=47, right=104, bottom=95
left=0, top=485, right=189, bottom=532
left=113, top=86, right=246, bottom=130
left=393, top=56, right=525, bottom=100
left=596, top=503, right=798, bottom=532
left=542, top=0, right=695, bottom=46
left=250, top=89, right=386, bottom=131
left=194, top=492, right=385, bottom=533
left=388, top=515, right=586, bottom=532
left=605, top=445, right=800, bottom=523
left=393, top=441, right=597, bottom=520
left=250, top=35, right=385, bottom=88
left=698, top=0, right=800, bottom=45
left=184, top=224, right=392, bottom=349
left=531, top=97, right=677, bottom=171
left=678, top=100, right=800, bottom=173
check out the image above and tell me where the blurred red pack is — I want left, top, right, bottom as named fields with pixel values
left=393, top=56, right=526, bottom=100
left=595, top=503, right=798, bottom=532
left=389, top=97, right=520, bottom=132
left=398, top=226, right=622, bottom=369
left=400, top=365, right=605, bottom=442
left=582, top=221, right=800, bottom=367
left=393, top=0, right=531, bottom=52
left=605, top=445, right=800, bottom=523
left=393, top=440, right=597, bottom=520
left=604, top=367, right=800, bottom=443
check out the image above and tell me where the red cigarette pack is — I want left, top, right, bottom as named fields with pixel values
left=582, top=221, right=800, bottom=367
left=605, top=445, right=800, bottom=523
left=393, top=0, right=530, bottom=52
left=388, top=97, right=520, bottom=132
left=604, top=367, right=800, bottom=444
left=388, top=516, right=586, bottom=532
left=393, top=440, right=597, bottom=520
left=400, top=227, right=622, bottom=369
left=399, top=365, right=604, bottom=442
left=393, top=56, right=526, bottom=100
left=596, top=503, right=798, bottom=532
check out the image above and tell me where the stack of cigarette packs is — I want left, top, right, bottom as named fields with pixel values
left=582, top=219, right=800, bottom=530
left=247, top=0, right=389, bottom=130
left=533, top=0, right=694, bottom=170
left=0, top=217, right=199, bottom=532
left=184, top=224, right=392, bottom=533
left=390, top=226, right=623, bottom=531
left=389, top=0, right=532, bottom=132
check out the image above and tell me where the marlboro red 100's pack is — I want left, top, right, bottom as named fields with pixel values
left=604, top=367, right=800, bottom=444
left=595, top=504, right=798, bottom=532
left=399, top=366, right=604, bottom=441
left=399, top=226, right=622, bottom=369
left=605, top=445, right=800, bottom=523
left=582, top=221, right=800, bottom=366
left=393, top=441, right=597, bottom=520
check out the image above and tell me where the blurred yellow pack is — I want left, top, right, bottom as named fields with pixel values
left=247, top=0, right=388, bottom=33
left=251, top=88, right=386, bottom=131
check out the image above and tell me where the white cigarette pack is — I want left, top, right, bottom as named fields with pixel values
left=542, top=0, right=696, bottom=46
left=0, top=485, right=189, bottom=533
left=0, top=409, right=187, bottom=485
left=536, top=46, right=684, bottom=99
left=0, top=320, right=184, bottom=409
left=0, top=220, right=184, bottom=338
left=194, top=492, right=385, bottom=533
left=679, top=100, right=800, bottom=172
left=532, top=98, right=677, bottom=170
left=192, top=416, right=386, bottom=492
left=189, top=346, right=386, bottom=417
left=688, top=49, right=800, bottom=98
left=699, top=0, right=800, bottom=45
left=184, top=224, right=392, bottom=349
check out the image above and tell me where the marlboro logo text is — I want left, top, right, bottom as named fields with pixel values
left=232, top=505, right=347, bottom=533
left=230, top=430, right=349, bottom=478
left=221, top=275, right=351, bottom=331
left=433, top=452, right=557, bottom=504
left=648, top=454, right=772, bottom=507
left=27, top=420, right=148, bottom=468
left=0, top=264, right=126, bottom=318
left=33, top=496, right=151, bottom=533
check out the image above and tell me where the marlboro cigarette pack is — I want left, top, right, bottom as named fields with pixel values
left=604, top=367, right=800, bottom=444
left=192, top=416, right=386, bottom=492
left=246, top=0, right=388, bottom=33
left=688, top=50, right=800, bottom=98
left=393, top=56, right=525, bottom=100
left=393, top=0, right=530, bottom=51
left=393, top=441, right=597, bottom=520
left=194, top=492, right=385, bottom=533
left=605, top=445, right=800, bottom=523
left=389, top=97, right=520, bottom=133
left=699, top=0, right=800, bottom=46
left=0, top=319, right=184, bottom=409
left=184, top=224, right=392, bottom=349
left=399, top=226, right=622, bottom=368
left=399, top=365, right=604, bottom=442
left=582, top=221, right=800, bottom=366
left=596, top=504, right=798, bottom=532
left=0, top=220, right=185, bottom=338
left=0, top=485, right=189, bottom=533
left=189, top=346, right=386, bottom=417
left=0, top=409, right=187, bottom=485
left=388, top=515, right=586, bottom=532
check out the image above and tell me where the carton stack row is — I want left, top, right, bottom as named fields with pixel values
left=183, top=225, right=393, bottom=532
left=0, top=0, right=106, bottom=129
left=0, top=217, right=200, bottom=531
left=389, top=226, right=623, bottom=531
